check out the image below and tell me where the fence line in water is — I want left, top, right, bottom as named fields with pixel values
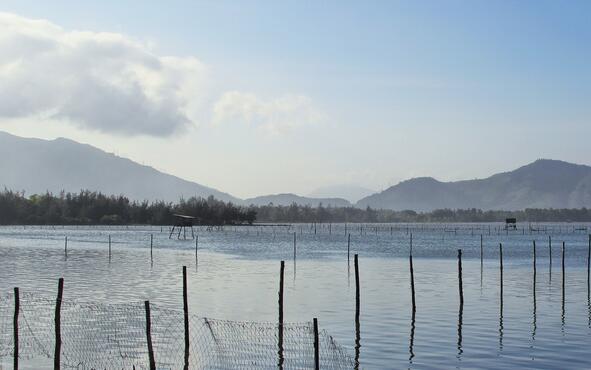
left=0, top=279, right=353, bottom=369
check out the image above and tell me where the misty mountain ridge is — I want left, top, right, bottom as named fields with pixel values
left=0, top=131, right=239, bottom=203
left=245, top=193, right=351, bottom=208
left=2, top=131, right=591, bottom=211
left=307, top=184, right=375, bottom=203
left=356, top=159, right=591, bottom=211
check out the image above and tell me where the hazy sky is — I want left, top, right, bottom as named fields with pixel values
left=0, top=1, right=590, bottom=198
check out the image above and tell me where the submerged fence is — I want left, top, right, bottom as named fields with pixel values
left=0, top=291, right=353, bottom=369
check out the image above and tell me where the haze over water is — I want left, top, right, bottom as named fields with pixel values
left=0, top=223, right=590, bottom=369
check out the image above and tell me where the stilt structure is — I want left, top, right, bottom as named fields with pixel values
left=169, top=214, right=196, bottom=240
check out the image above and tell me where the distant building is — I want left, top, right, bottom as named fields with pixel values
left=505, top=218, right=517, bottom=230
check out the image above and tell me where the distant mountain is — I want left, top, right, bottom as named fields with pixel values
left=0, top=131, right=239, bottom=203
left=356, top=159, right=591, bottom=211
left=245, top=193, right=351, bottom=207
left=307, top=184, right=375, bottom=203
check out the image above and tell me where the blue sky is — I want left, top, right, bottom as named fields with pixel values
left=0, top=1, right=590, bottom=198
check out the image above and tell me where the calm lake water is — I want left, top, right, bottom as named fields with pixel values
left=0, top=223, right=590, bottom=369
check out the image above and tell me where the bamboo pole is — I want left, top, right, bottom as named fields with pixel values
left=313, top=317, right=319, bottom=370
left=293, top=232, right=296, bottom=262
left=587, top=234, right=591, bottom=296
left=499, top=243, right=503, bottom=308
left=14, top=287, right=19, bottom=370
left=278, top=261, right=285, bottom=368
left=347, top=234, right=351, bottom=262
left=183, top=266, right=189, bottom=370
left=458, top=249, right=464, bottom=307
left=409, top=250, right=416, bottom=313
left=54, top=278, right=64, bottom=370
left=354, top=254, right=360, bottom=370
left=145, top=300, right=156, bottom=370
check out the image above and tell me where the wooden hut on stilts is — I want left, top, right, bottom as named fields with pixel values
left=169, top=214, right=196, bottom=240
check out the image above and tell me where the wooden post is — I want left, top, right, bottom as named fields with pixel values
left=313, top=317, right=320, bottom=370
left=14, top=287, right=19, bottom=370
left=354, top=254, right=360, bottom=369
left=145, top=300, right=156, bottom=370
left=533, top=240, right=536, bottom=275
left=195, top=235, right=198, bottom=260
left=458, top=249, right=464, bottom=307
left=562, top=241, right=566, bottom=304
left=293, top=232, right=296, bottom=262
left=499, top=243, right=503, bottom=307
left=183, top=266, right=190, bottom=370
left=54, top=278, right=64, bottom=370
left=347, top=234, right=351, bottom=262
left=278, top=261, right=285, bottom=367
left=409, top=250, right=416, bottom=313
left=150, top=234, right=153, bottom=262
left=355, top=254, right=360, bottom=311
left=64, top=236, right=68, bottom=258
left=108, top=235, right=111, bottom=259
left=480, top=235, right=483, bottom=266
left=410, top=233, right=413, bottom=255
left=587, top=235, right=590, bottom=291
left=549, top=235, right=552, bottom=267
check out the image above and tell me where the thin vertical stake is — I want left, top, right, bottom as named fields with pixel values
left=313, top=317, right=320, bottom=370
left=347, top=234, right=351, bottom=262
left=183, top=266, right=189, bottom=370
left=278, top=261, right=285, bottom=367
left=54, top=278, right=64, bottom=370
left=458, top=249, right=464, bottom=307
left=145, top=301, right=156, bottom=370
left=14, top=287, right=19, bottom=370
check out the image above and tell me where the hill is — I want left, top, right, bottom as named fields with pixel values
left=356, top=159, right=591, bottom=211
left=0, top=131, right=239, bottom=203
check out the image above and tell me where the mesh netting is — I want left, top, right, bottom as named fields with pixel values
left=0, top=292, right=353, bottom=369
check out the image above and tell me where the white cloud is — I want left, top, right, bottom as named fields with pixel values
left=213, top=91, right=324, bottom=134
left=0, top=12, right=207, bottom=136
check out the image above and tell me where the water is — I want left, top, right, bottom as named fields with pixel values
left=0, top=223, right=590, bottom=369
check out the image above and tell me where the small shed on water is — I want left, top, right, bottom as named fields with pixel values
left=505, top=218, right=517, bottom=230
left=169, top=214, right=195, bottom=239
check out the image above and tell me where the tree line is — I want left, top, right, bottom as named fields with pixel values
left=252, top=203, right=591, bottom=223
left=2, top=189, right=591, bottom=225
left=0, top=190, right=256, bottom=225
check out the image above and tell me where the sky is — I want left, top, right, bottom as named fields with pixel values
left=0, top=0, right=590, bottom=199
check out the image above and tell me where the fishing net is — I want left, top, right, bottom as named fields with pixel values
left=0, top=292, right=353, bottom=369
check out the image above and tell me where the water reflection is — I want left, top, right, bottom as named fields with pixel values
left=457, top=302, right=463, bottom=358
left=3, top=225, right=591, bottom=369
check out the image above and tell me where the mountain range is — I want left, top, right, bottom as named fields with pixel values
left=357, top=159, right=591, bottom=211
left=2, top=131, right=591, bottom=211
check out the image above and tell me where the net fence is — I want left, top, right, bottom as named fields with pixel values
left=0, top=292, right=353, bottom=369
